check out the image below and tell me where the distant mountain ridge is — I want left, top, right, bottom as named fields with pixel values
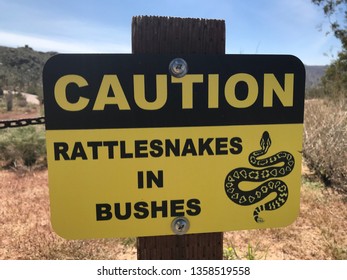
left=0, top=45, right=326, bottom=95
left=305, top=65, right=327, bottom=89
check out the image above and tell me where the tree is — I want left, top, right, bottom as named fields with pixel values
left=313, top=1, right=346, bottom=42
left=312, top=0, right=347, bottom=97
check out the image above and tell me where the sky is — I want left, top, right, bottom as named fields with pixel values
left=0, top=0, right=343, bottom=65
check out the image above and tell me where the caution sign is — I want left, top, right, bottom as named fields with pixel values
left=43, top=54, right=305, bottom=239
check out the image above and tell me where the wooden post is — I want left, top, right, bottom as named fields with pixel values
left=132, top=16, right=225, bottom=260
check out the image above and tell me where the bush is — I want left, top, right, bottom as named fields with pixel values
left=322, top=58, right=347, bottom=99
left=305, top=86, right=325, bottom=99
left=0, top=126, right=46, bottom=168
left=303, top=98, right=347, bottom=192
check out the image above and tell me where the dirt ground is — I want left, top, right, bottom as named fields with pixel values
left=0, top=165, right=346, bottom=260
left=0, top=170, right=136, bottom=260
left=0, top=106, right=40, bottom=121
left=0, top=95, right=41, bottom=123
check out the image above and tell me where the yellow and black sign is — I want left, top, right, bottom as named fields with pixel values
left=43, top=54, right=305, bottom=239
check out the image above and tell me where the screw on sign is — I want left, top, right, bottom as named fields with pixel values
left=169, top=58, right=188, bottom=78
left=171, top=217, right=190, bottom=235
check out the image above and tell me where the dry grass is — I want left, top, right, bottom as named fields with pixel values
left=0, top=170, right=136, bottom=260
left=0, top=168, right=346, bottom=260
left=303, top=99, right=347, bottom=190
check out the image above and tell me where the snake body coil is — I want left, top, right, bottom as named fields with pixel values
left=224, top=131, right=294, bottom=223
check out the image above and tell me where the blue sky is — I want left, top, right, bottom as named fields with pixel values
left=0, top=0, right=343, bottom=65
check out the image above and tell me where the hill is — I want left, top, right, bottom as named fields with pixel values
left=0, top=45, right=326, bottom=96
left=0, top=45, right=56, bottom=98
left=305, top=65, right=327, bottom=89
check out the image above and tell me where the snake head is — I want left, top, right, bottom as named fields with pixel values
left=260, top=131, right=271, bottom=153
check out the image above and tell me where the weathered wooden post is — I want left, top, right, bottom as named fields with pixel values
left=132, top=15, right=225, bottom=260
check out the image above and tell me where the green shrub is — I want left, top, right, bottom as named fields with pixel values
left=305, top=86, right=325, bottom=99
left=223, top=242, right=267, bottom=260
left=0, top=126, right=46, bottom=168
left=223, top=246, right=238, bottom=260
left=303, top=98, right=347, bottom=192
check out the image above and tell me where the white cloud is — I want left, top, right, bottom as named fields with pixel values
left=0, top=0, right=132, bottom=53
left=0, top=30, right=131, bottom=53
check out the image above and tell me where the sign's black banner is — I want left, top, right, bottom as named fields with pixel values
left=43, top=54, right=305, bottom=130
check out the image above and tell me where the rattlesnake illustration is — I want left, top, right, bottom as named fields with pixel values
left=224, top=131, right=294, bottom=223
